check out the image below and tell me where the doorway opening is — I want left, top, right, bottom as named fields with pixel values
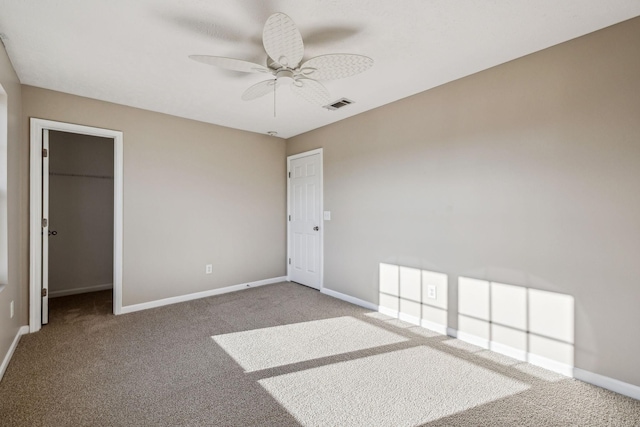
left=29, top=119, right=123, bottom=332
left=47, top=131, right=114, bottom=321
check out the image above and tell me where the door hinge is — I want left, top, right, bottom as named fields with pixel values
left=41, top=288, right=47, bottom=297
left=42, top=218, right=48, bottom=228
left=288, top=258, right=291, bottom=265
left=288, top=215, right=291, bottom=221
left=288, top=171, right=290, bottom=178
left=42, top=148, right=48, bottom=157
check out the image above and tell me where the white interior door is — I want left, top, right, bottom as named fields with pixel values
left=42, top=129, right=49, bottom=324
left=289, top=153, right=321, bottom=289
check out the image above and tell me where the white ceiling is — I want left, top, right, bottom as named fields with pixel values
left=1, top=1, right=639, bottom=138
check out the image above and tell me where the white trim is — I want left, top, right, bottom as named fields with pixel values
left=527, top=353, right=574, bottom=377
left=420, top=319, right=448, bottom=336
left=398, top=312, right=421, bottom=326
left=41, top=130, right=49, bottom=323
left=120, top=276, right=287, bottom=314
left=320, top=287, right=378, bottom=311
left=320, top=285, right=576, bottom=378
left=490, top=341, right=528, bottom=362
left=286, top=148, right=324, bottom=291
left=321, top=288, right=573, bottom=377
left=49, top=283, right=113, bottom=298
left=29, top=118, right=124, bottom=332
left=378, top=305, right=448, bottom=335
left=574, top=368, right=640, bottom=400
left=446, top=327, right=574, bottom=377
left=0, top=326, right=29, bottom=382
left=378, top=305, right=397, bottom=318
left=319, top=289, right=640, bottom=399
left=454, top=330, right=490, bottom=349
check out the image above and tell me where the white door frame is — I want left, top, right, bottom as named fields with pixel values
left=286, top=148, right=324, bottom=291
left=29, top=118, right=124, bottom=332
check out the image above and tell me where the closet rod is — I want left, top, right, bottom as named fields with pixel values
left=50, top=172, right=113, bottom=180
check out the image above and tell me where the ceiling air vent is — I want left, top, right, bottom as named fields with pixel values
left=324, top=98, right=354, bottom=111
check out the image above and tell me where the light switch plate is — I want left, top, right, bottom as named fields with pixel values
left=323, top=211, right=331, bottom=221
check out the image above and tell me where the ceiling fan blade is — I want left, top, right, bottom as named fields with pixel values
left=303, top=26, right=361, bottom=47
left=189, top=55, right=270, bottom=73
left=262, top=13, right=304, bottom=68
left=242, top=79, right=278, bottom=101
left=300, top=54, right=373, bottom=80
left=291, top=79, right=330, bottom=106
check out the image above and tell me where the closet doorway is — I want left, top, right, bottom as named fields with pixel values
left=29, top=119, right=123, bottom=332
left=47, top=131, right=114, bottom=322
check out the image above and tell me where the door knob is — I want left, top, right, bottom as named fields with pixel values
left=313, top=226, right=319, bottom=231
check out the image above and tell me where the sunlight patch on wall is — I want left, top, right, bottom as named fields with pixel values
left=212, top=316, right=407, bottom=372
left=378, top=263, right=448, bottom=334
left=259, top=345, right=529, bottom=427
left=457, top=277, right=575, bottom=376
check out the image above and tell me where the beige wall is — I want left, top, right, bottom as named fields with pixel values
left=49, top=131, right=114, bottom=295
left=0, top=43, right=25, bottom=367
left=287, top=17, right=640, bottom=385
left=23, top=86, right=286, bottom=307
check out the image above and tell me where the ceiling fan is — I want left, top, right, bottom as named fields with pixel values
left=189, top=13, right=373, bottom=109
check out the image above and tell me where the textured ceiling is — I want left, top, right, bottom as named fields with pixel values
left=1, top=0, right=639, bottom=138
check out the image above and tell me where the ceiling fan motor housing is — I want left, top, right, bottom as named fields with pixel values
left=190, top=13, right=373, bottom=106
left=276, top=69, right=295, bottom=85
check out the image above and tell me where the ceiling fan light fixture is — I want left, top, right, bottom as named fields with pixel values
left=190, top=13, right=373, bottom=111
left=276, top=69, right=295, bottom=84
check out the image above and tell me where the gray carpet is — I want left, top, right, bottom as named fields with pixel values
left=1, top=282, right=638, bottom=426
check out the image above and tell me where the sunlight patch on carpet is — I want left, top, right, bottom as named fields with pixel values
left=259, top=345, right=529, bottom=427
left=212, top=316, right=408, bottom=372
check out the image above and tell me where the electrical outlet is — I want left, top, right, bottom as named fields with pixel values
left=427, top=285, right=437, bottom=300
left=10, top=301, right=14, bottom=318
left=205, top=264, right=213, bottom=274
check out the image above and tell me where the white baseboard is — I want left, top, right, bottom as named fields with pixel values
left=120, top=276, right=287, bottom=314
left=318, top=288, right=640, bottom=401
left=378, top=306, right=448, bottom=335
left=420, top=319, right=447, bottom=335
left=448, top=328, right=640, bottom=397
left=320, top=287, right=378, bottom=311
left=527, top=353, right=574, bottom=377
left=398, top=312, right=421, bottom=326
left=490, top=340, right=527, bottom=362
left=452, top=330, right=490, bottom=349
left=377, top=306, right=396, bottom=317
left=0, top=326, right=29, bottom=382
left=49, top=283, right=113, bottom=298
left=574, top=368, right=640, bottom=400
left=446, top=327, right=574, bottom=377
left=323, top=289, right=448, bottom=336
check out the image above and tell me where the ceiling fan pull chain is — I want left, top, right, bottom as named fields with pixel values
left=274, top=78, right=277, bottom=118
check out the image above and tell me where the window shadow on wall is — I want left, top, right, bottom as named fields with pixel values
left=378, top=263, right=449, bottom=334
left=457, top=277, right=575, bottom=375
left=377, top=262, right=575, bottom=376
